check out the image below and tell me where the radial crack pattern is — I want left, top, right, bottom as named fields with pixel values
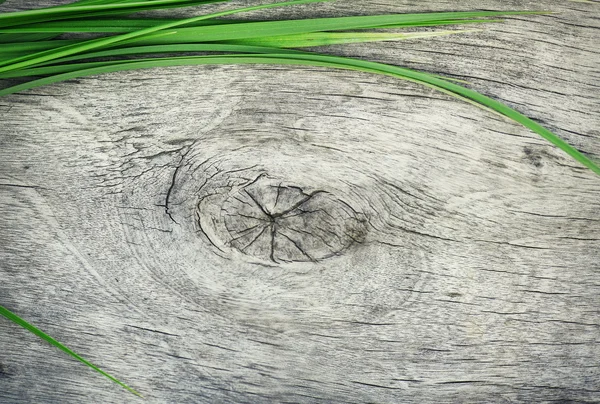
left=215, top=175, right=367, bottom=263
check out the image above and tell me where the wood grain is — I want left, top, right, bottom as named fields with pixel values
left=1, top=1, right=599, bottom=403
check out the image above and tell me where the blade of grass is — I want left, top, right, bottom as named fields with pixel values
left=0, top=44, right=306, bottom=78
left=1, top=53, right=597, bottom=176
left=0, top=0, right=230, bottom=28
left=219, top=30, right=480, bottom=48
left=0, top=17, right=501, bottom=34
left=374, top=19, right=505, bottom=28
left=55, top=0, right=149, bottom=6
left=0, top=39, right=77, bottom=51
left=0, top=0, right=230, bottom=27
left=0, top=33, right=60, bottom=43
left=0, top=305, right=142, bottom=398
left=0, top=18, right=248, bottom=33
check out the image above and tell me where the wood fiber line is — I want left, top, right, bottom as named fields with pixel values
left=0, top=1, right=599, bottom=403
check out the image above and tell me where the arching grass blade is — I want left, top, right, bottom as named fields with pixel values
left=1, top=53, right=598, bottom=176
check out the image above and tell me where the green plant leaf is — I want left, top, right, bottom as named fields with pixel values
left=0, top=0, right=231, bottom=28
left=0, top=33, right=59, bottom=43
left=219, top=30, right=480, bottom=48
left=0, top=17, right=501, bottom=34
left=0, top=17, right=248, bottom=33
left=0, top=305, right=142, bottom=398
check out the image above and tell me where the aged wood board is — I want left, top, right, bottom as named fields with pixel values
left=1, top=1, right=599, bottom=403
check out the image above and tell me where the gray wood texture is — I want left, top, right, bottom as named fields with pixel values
left=1, top=1, right=599, bottom=403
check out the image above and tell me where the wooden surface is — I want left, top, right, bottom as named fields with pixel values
left=1, top=1, right=599, bottom=403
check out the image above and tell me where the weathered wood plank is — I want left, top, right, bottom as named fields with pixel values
left=1, top=1, right=599, bottom=403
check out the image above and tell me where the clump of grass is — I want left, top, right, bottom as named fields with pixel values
left=0, top=0, right=598, bottom=398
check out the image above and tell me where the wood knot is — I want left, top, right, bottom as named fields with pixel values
left=198, top=174, right=367, bottom=264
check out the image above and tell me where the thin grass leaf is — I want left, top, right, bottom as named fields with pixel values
left=374, top=19, right=506, bottom=28
left=1, top=53, right=598, bottom=176
left=0, top=0, right=230, bottom=28
left=0, top=33, right=59, bottom=43
left=0, top=39, right=77, bottom=51
left=56, top=0, right=150, bottom=6
left=0, top=17, right=500, bottom=34
left=0, top=44, right=306, bottom=78
left=0, top=18, right=248, bottom=33
left=219, top=30, right=480, bottom=48
left=0, top=305, right=142, bottom=398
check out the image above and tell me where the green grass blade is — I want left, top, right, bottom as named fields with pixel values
left=0, top=0, right=230, bottom=28
left=0, top=33, right=60, bottom=43
left=0, top=305, right=142, bottom=398
left=0, top=39, right=77, bottom=52
left=0, top=44, right=306, bottom=78
left=0, top=0, right=224, bottom=19
left=0, top=18, right=248, bottom=33
left=55, top=0, right=147, bottom=6
left=1, top=53, right=597, bottom=176
left=375, top=18, right=505, bottom=28
left=0, top=17, right=500, bottom=34
left=220, top=30, right=479, bottom=48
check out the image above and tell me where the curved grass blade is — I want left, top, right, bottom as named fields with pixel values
left=0, top=44, right=305, bottom=78
left=1, top=53, right=598, bottom=176
left=0, top=39, right=77, bottom=52
left=219, top=30, right=480, bottom=48
left=0, top=18, right=248, bottom=33
left=0, top=305, right=142, bottom=398
left=55, top=0, right=156, bottom=6
left=0, top=33, right=59, bottom=42
left=0, top=0, right=230, bottom=28
left=0, top=40, right=79, bottom=63
left=0, top=17, right=501, bottom=34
